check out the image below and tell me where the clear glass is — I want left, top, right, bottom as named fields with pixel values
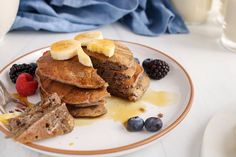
left=171, top=0, right=212, bottom=25
left=220, top=0, right=236, bottom=52
left=217, top=0, right=227, bottom=24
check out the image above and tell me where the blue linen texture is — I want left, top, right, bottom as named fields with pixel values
left=11, top=0, right=188, bottom=36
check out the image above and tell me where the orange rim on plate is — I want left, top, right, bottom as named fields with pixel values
left=0, top=41, right=194, bottom=155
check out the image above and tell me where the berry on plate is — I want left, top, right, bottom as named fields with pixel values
left=126, top=116, right=144, bottom=132
left=16, top=73, right=38, bottom=97
left=9, top=63, right=37, bottom=83
left=142, top=59, right=170, bottom=80
left=144, top=117, right=163, bottom=132
left=134, top=58, right=140, bottom=64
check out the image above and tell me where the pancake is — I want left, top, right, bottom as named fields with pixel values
left=37, top=70, right=110, bottom=106
left=101, top=63, right=144, bottom=89
left=67, top=103, right=107, bottom=118
left=37, top=51, right=106, bottom=89
left=39, top=87, right=106, bottom=107
left=96, top=61, right=136, bottom=80
left=107, top=73, right=150, bottom=101
left=83, top=40, right=149, bottom=101
left=83, top=41, right=134, bottom=71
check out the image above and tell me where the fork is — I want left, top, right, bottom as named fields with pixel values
left=0, top=81, right=41, bottom=114
left=0, top=81, right=21, bottom=114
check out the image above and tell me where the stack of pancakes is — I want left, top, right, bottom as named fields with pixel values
left=83, top=41, right=150, bottom=101
left=36, top=52, right=110, bottom=118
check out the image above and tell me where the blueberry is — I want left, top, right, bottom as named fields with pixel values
left=142, top=58, right=152, bottom=70
left=126, top=116, right=144, bottom=132
left=134, top=58, right=140, bottom=64
left=145, top=117, right=163, bottom=132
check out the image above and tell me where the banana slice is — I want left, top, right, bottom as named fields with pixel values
left=87, top=39, right=115, bottom=57
left=74, top=31, right=103, bottom=46
left=0, top=112, right=22, bottom=124
left=50, top=40, right=79, bottom=60
left=77, top=46, right=93, bottom=67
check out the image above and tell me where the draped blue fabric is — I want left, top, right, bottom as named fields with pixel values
left=11, top=0, right=188, bottom=36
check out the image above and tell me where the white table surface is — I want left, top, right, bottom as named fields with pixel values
left=1, top=22, right=236, bottom=157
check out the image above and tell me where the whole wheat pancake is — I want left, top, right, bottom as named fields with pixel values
left=83, top=41, right=134, bottom=71
left=108, top=73, right=150, bottom=101
left=67, top=103, right=107, bottom=118
left=102, top=63, right=144, bottom=89
left=39, top=88, right=106, bottom=107
left=37, top=70, right=110, bottom=106
left=37, top=51, right=106, bottom=89
left=96, top=60, right=136, bottom=80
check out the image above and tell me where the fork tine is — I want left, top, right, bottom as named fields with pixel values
left=0, top=105, right=6, bottom=114
left=0, top=80, right=10, bottom=98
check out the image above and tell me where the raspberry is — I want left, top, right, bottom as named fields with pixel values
left=16, top=73, right=38, bottom=97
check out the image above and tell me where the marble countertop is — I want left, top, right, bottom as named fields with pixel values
left=1, top=22, right=235, bottom=157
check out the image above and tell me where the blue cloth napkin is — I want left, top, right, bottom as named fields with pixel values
left=11, top=0, right=188, bottom=36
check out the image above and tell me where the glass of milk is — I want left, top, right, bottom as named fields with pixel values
left=171, top=0, right=212, bottom=24
left=0, top=0, right=19, bottom=42
left=221, top=0, right=236, bottom=52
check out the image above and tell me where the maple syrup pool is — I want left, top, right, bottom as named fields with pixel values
left=75, top=90, right=176, bottom=126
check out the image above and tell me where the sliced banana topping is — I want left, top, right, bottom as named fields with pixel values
left=77, top=46, right=93, bottom=67
left=50, top=39, right=93, bottom=67
left=87, top=39, right=115, bottom=57
left=50, top=40, right=79, bottom=60
left=74, top=31, right=103, bottom=46
left=0, top=112, right=22, bottom=124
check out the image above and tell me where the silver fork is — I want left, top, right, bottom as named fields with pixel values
left=0, top=81, right=41, bottom=114
left=0, top=81, right=22, bottom=114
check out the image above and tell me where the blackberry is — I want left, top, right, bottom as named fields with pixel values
left=142, top=59, right=169, bottom=80
left=9, top=63, right=37, bottom=83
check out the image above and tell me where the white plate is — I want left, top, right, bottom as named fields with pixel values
left=0, top=41, right=193, bottom=157
left=201, top=107, right=236, bottom=157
